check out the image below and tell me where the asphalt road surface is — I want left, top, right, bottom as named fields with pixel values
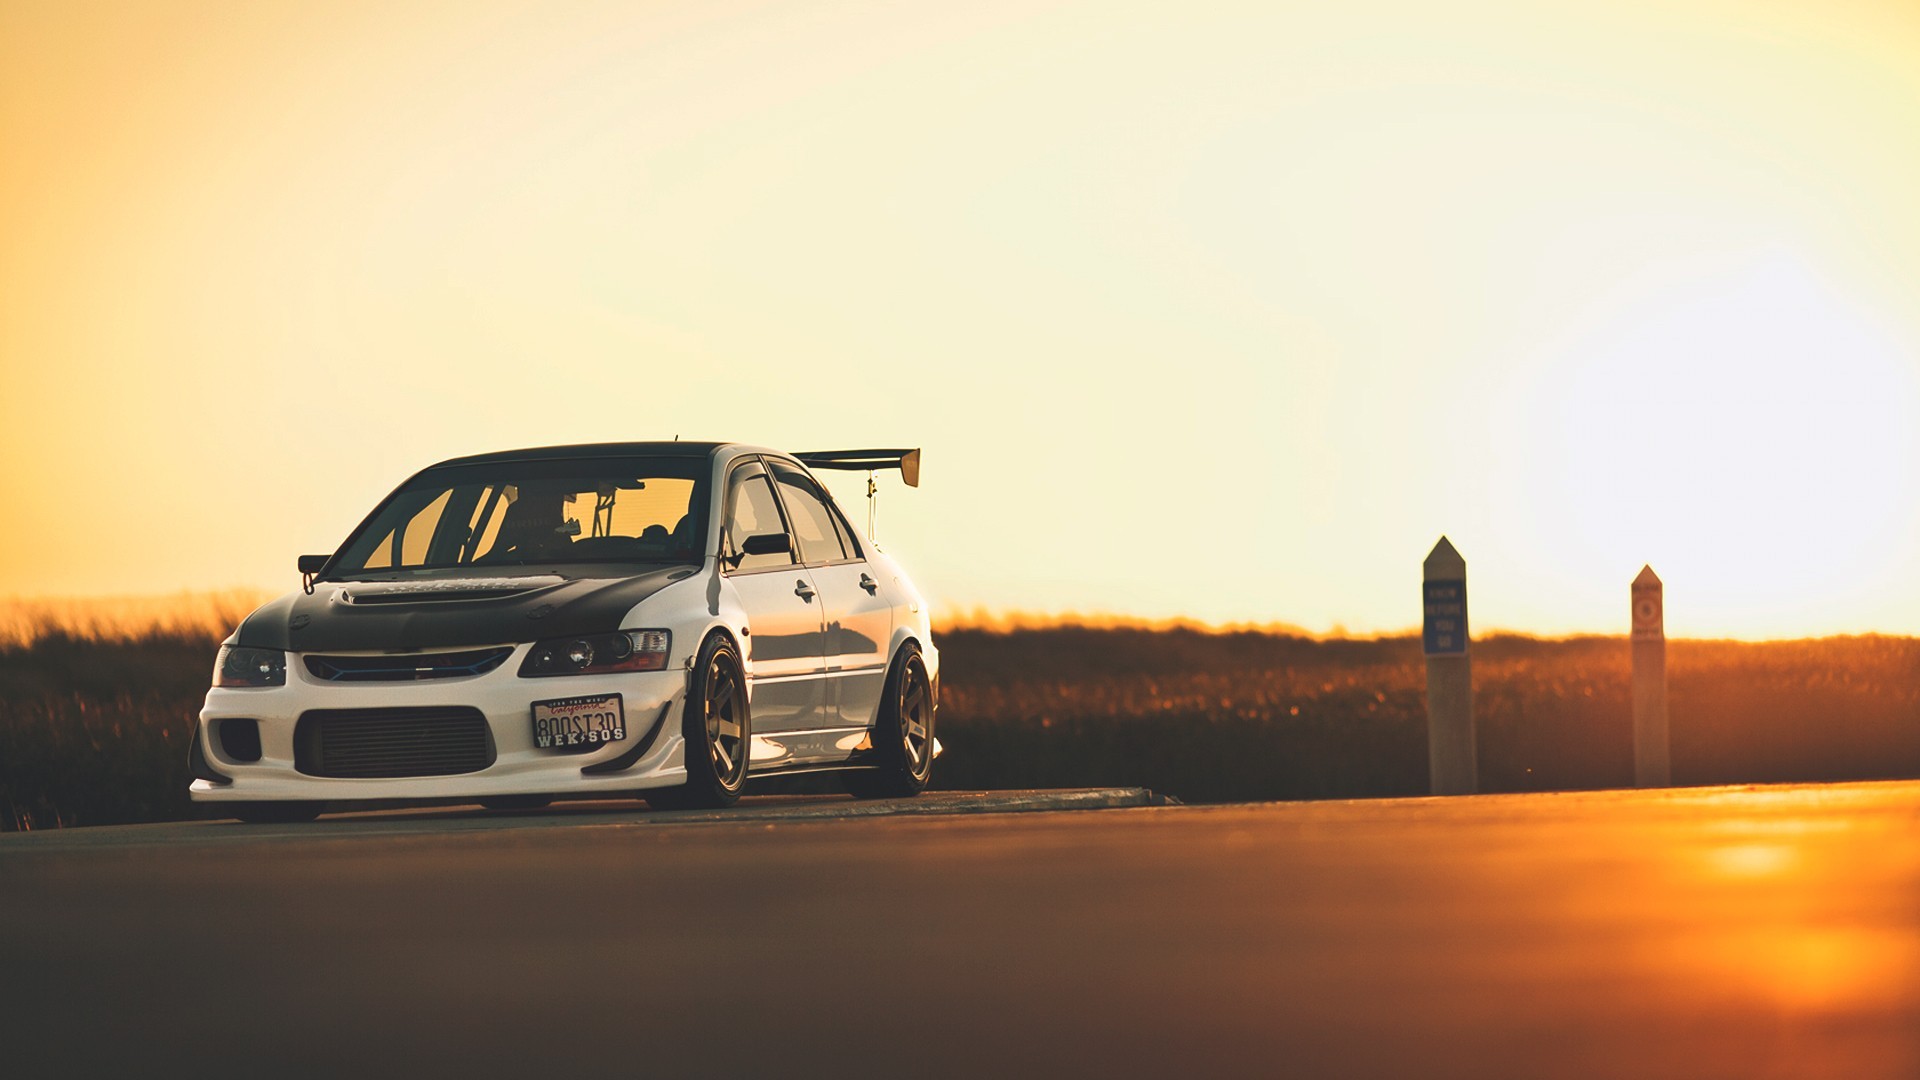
left=4, top=782, right=1918, bottom=1078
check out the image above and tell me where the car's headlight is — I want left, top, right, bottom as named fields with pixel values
left=214, top=645, right=287, bottom=688
left=519, top=630, right=671, bottom=677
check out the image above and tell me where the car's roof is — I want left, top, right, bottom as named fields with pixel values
left=428, top=441, right=731, bottom=468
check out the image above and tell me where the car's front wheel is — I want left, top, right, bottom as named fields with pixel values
left=845, top=644, right=934, bottom=799
left=646, top=634, right=750, bottom=810
left=228, top=801, right=325, bottom=824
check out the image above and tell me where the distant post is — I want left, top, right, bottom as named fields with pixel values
left=1423, top=537, right=1476, bottom=795
left=1631, top=565, right=1671, bottom=787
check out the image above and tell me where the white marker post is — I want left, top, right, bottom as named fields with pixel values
left=1630, top=565, right=1671, bottom=787
left=1422, top=537, right=1476, bottom=795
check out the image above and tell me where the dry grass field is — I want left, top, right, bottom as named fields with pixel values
left=934, top=627, right=1920, bottom=801
left=4, top=609, right=1919, bottom=829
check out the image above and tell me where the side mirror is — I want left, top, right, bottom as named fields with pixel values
left=741, top=533, right=791, bottom=556
left=297, top=554, right=329, bottom=575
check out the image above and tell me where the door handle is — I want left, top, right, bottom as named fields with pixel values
left=859, top=573, right=879, bottom=595
left=794, top=580, right=816, bottom=601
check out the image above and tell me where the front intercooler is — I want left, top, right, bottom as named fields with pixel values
left=293, top=707, right=495, bottom=779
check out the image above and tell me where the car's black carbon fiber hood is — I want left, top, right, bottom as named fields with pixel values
left=235, top=564, right=698, bottom=652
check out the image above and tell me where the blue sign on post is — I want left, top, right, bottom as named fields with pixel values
left=1422, top=536, right=1475, bottom=793
left=1423, top=579, right=1468, bottom=656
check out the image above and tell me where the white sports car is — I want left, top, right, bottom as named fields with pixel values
left=190, top=442, right=938, bottom=823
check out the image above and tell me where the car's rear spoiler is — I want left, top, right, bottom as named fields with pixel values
left=794, top=448, right=921, bottom=487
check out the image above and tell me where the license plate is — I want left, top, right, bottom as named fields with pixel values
left=530, top=694, right=626, bottom=753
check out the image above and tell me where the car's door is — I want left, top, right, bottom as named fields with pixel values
left=721, top=459, right=827, bottom=736
left=766, top=459, right=895, bottom=732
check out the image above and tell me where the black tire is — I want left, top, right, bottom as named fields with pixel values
left=649, top=634, right=750, bottom=810
left=229, top=801, right=325, bottom=824
left=479, top=795, right=552, bottom=811
left=845, top=644, right=934, bottom=799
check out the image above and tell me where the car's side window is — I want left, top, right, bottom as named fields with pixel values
left=769, top=462, right=848, bottom=566
left=724, top=462, right=794, bottom=573
left=825, top=495, right=863, bottom=561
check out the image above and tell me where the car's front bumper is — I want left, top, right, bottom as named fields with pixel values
left=190, top=642, right=690, bottom=803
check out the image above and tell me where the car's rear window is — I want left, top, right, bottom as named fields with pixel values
left=330, top=457, right=709, bottom=573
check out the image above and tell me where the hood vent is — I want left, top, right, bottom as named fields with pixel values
left=337, top=577, right=564, bottom=606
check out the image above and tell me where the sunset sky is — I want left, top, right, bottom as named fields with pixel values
left=4, top=0, right=1918, bottom=638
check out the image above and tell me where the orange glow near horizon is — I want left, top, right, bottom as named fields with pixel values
left=4, top=1, right=1919, bottom=639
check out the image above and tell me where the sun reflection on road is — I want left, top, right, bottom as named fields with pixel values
left=1663, top=813, right=1920, bottom=1018
left=1732, top=928, right=1916, bottom=1013
left=1703, top=842, right=1798, bottom=879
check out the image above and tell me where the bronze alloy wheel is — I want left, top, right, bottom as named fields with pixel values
left=845, top=644, right=934, bottom=799
left=648, top=635, right=750, bottom=810
left=702, top=648, right=748, bottom=791
left=896, top=652, right=933, bottom=779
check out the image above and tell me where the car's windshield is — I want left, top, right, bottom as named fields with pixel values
left=329, top=457, right=709, bottom=575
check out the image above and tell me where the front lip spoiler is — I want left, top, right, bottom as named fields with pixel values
left=580, top=702, right=676, bottom=776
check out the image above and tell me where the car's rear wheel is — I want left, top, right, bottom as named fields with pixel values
left=646, top=635, right=750, bottom=810
left=479, top=795, right=552, bottom=811
left=844, top=644, right=934, bottom=799
left=229, top=801, right=325, bottom=824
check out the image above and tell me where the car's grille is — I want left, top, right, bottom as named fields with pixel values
left=294, top=707, right=495, bottom=778
left=304, top=648, right=514, bottom=682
